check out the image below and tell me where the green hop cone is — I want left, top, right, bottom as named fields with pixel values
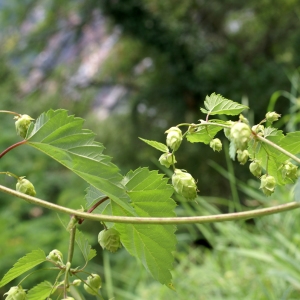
left=236, top=149, right=249, bottom=165
left=230, top=122, right=251, bottom=150
left=72, top=279, right=81, bottom=287
left=223, top=121, right=234, bottom=140
left=14, top=114, right=34, bottom=139
left=210, top=138, right=222, bottom=152
left=159, top=152, right=177, bottom=168
left=172, top=169, right=197, bottom=200
left=266, top=111, right=281, bottom=123
left=84, top=273, right=102, bottom=295
left=249, top=160, right=262, bottom=177
left=47, top=249, right=63, bottom=264
left=98, top=228, right=122, bottom=252
left=4, top=286, right=27, bottom=300
left=165, top=127, right=182, bottom=151
left=260, top=174, right=276, bottom=196
left=16, top=177, right=36, bottom=196
left=281, top=161, right=298, bottom=182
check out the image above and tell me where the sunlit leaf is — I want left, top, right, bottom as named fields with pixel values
left=200, top=93, right=248, bottom=116
left=139, top=138, right=169, bottom=152
left=0, top=249, right=46, bottom=287
left=111, top=168, right=177, bottom=287
left=26, top=109, right=134, bottom=215
left=27, top=281, right=55, bottom=300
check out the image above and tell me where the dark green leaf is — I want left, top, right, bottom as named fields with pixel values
left=76, top=229, right=97, bottom=263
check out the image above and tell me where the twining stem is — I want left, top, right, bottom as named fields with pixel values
left=0, top=171, right=19, bottom=180
left=78, top=196, right=109, bottom=224
left=0, top=184, right=299, bottom=224
left=0, top=140, right=27, bottom=159
left=67, top=226, right=76, bottom=264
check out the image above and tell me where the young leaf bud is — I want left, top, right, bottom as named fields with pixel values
left=98, top=228, right=122, bottom=253
left=4, top=286, right=27, bottom=300
left=14, top=114, right=34, bottom=139
left=16, top=177, right=36, bottom=197
left=249, top=160, right=262, bottom=177
left=210, top=138, right=222, bottom=152
left=260, top=174, right=276, bottom=196
left=252, top=124, right=264, bottom=136
left=266, top=111, right=281, bottom=123
left=172, top=169, right=197, bottom=200
left=47, top=249, right=63, bottom=264
left=230, top=122, right=251, bottom=150
left=237, top=149, right=249, bottom=165
left=159, top=152, right=177, bottom=168
left=72, top=279, right=81, bottom=286
left=165, top=127, right=182, bottom=151
left=281, top=161, right=298, bottom=182
left=84, top=274, right=102, bottom=295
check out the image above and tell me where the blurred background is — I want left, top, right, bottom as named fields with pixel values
left=0, top=0, right=300, bottom=299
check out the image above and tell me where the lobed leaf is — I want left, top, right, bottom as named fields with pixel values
left=186, top=120, right=228, bottom=144
left=200, top=93, right=248, bottom=116
left=0, top=249, right=46, bottom=287
left=26, top=109, right=134, bottom=215
left=139, top=137, right=169, bottom=152
left=111, top=168, right=177, bottom=287
left=75, top=229, right=97, bottom=263
left=27, top=281, right=55, bottom=300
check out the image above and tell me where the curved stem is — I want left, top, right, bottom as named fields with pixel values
left=0, top=184, right=299, bottom=224
left=0, top=110, right=21, bottom=116
left=0, top=140, right=27, bottom=159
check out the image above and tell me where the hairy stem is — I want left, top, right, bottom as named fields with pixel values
left=0, top=140, right=27, bottom=159
left=0, top=184, right=299, bottom=224
left=67, top=226, right=76, bottom=263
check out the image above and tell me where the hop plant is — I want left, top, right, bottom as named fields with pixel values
left=98, top=228, right=122, bottom=252
left=14, top=114, right=34, bottom=139
left=4, top=286, right=26, bottom=300
left=16, top=177, right=36, bottom=196
left=281, top=161, right=298, bottom=182
left=165, top=127, right=182, bottom=151
left=252, top=124, right=264, bottom=136
left=237, top=149, right=249, bottom=165
left=266, top=111, right=281, bottom=123
left=47, top=249, right=64, bottom=265
left=249, top=160, right=262, bottom=177
left=260, top=174, right=276, bottom=196
left=210, top=138, right=222, bottom=152
left=172, top=169, right=197, bottom=200
left=84, top=273, right=102, bottom=295
left=230, top=122, right=251, bottom=150
left=159, top=152, right=177, bottom=168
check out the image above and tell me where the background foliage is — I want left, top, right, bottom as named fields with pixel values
left=0, top=0, right=300, bottom=298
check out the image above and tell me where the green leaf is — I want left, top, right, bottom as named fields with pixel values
left=200, top=93, right=248, bottom=116
left=26, top=109, right=134, bottom=215
left=27, top=281, right=55, bottom=300
left=139, top=137, right=169, bottom=152
left=76, top=229, right=97, bottom=263
left=248, top=130, right=300, bottom=185
left=0, top=249, right=46, bottom=287
left=111, top=168, right=177, bottom=287
left=186, top=120, right=227, bottom=144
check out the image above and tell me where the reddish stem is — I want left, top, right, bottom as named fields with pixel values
left=0, top=140, right=27, bottom=159
left=78, top=196, right=109, bottom=224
